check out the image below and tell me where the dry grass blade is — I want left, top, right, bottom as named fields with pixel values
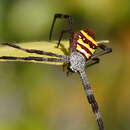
left=0, top=41, right=69, bottom=65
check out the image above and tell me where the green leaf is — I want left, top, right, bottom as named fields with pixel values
left=0, top=41, right=69, bottom=65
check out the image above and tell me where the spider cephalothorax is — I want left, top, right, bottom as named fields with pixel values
left=0, top=13, right=112, bottom=130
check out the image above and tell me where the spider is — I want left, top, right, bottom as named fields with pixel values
left=0, top=13, right=112, bottom=130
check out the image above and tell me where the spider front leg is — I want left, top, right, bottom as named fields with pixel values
left=86, top=57, right=100, bottom=68
left=79, top=70, right=104, bottom=130
left=49, top=13, right=73, bottom=47
left=0, top=56, right=67, bottom=63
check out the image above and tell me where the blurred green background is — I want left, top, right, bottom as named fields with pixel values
left=0, top=0, right=130, bottom=130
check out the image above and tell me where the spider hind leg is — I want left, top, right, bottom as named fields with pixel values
left=79, top=70, right=104, bottom=130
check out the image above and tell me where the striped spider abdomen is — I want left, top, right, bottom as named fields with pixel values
left=71, top=29, right=98, bottom=59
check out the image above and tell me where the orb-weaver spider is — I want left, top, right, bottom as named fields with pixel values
left=0, top=13, right=112, bottom=130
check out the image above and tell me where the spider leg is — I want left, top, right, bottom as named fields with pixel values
left=86, top=57, right=100, bottom=68
left=49, top=13, right=73, bottom=47
left=98, top=43, right=110, bottom=51
left=57, top=29, right=71, bottom=48
left=86, top=43, right=112, bottom=67
left=91, top=45, right=112, bottom=59
left=2, top=43, right=66, bottom=58
left=0, top=56, right=67, bottom=63
left=79, top=70, right=104, bottom=130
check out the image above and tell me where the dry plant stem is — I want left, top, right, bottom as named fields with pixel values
left=97, top=40, right=110, bottom=44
